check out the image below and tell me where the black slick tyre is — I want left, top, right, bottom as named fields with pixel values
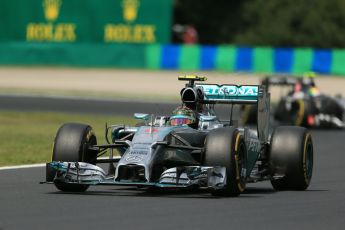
left=204, top=127, right=247, bottom=197
left=50, top=123, right=97, bottom=192
left=290, top=99, right=316, bottom=127
left=269, top=126, right=313, bottom=190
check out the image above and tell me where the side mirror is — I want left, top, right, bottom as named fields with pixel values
left=134, top=113, right=149, bottom=121
left=199, top=115, right=217, bottom=122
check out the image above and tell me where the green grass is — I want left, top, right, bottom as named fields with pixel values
left=0, top=111, right=136, bottom=166
left=0, top=87, right=180, bottom=103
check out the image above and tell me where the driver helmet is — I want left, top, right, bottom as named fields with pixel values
left=170, top=106, right=196, bottom=126
left=302, top=72, right=316, bottom=87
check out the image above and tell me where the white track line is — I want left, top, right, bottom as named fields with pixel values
left=0, top=92, right=177, bottom=104
left=0, top=163, right=46, bottom=171
left=0, top=156, right=122, bottom=171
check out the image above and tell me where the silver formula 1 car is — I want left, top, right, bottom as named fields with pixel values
left=44, top=76, right=314, bottom=196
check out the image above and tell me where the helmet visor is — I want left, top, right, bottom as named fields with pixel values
left=170, top=117, right=192, bottom=126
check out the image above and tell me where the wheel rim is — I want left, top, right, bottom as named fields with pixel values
left=291, top=100, right=305, bottom=126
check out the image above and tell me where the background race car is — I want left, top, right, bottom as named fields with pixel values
left=241, top=75, right=345, bottom=128
left=43, top=76, right=314, bottom=197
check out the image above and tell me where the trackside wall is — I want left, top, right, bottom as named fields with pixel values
left=1, top=44, right=345, bottom=76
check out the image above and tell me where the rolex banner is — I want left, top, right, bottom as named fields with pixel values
left=0, top=0, right=172, bottom=43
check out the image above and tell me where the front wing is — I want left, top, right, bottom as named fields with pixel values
left=44, top=162, right=227, bottom=190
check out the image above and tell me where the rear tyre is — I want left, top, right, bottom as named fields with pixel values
left=290, top=99, right=316, bottom=127
left=204, top=127, right=247, bottom=196
left=50, top=123, right=97, bottom=192
left=269, top=126, right=313, bottom=190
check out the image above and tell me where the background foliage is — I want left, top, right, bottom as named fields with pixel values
left=174, top=0, right=345, bottom=48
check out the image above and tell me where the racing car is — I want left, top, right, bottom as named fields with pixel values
left=242, top=75, right=345, bottom=128
left=43, top=76, right=314, bottom=196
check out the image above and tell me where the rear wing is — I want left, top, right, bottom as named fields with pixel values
left=195, top=84, right=260, bottom=105
left=178, top=76, right=270, bottom=142
left=262, top=76, right=297, bottom=88
left=262, top=75, right=316, bottom=93
left=196, top=84, right=269, bottom=142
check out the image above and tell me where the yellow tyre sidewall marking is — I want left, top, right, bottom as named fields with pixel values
left=303, top=133, right=311, bottom=184
left=295, top=100, right=305, bottom=126
left=234, top=133, right=245, bottom=192
left=83, top=129, right=95, bottom=162
left=86, top=129, right=94, bottom=142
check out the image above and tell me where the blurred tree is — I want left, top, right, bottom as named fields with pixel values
left=173, top=0, right=345, bottom=48
left=173, top=0, right=245, bottom=44
left=234, top=0, right=345, bottom=48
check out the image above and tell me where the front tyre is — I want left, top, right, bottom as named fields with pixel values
left=269, top=126, right=313, bottom=190
left=50, top=123, right=97, bottom=192
left=204, top=127, right=247, bottom=196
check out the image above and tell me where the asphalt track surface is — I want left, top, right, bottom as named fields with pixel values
left=1, top=95, right=345, bottom=230
left=0, top=94, right=234, bottom=118
left=0, top=94, right=178, bottom=116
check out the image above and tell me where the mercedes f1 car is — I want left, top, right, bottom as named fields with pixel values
left=43, top=76, right=314, bottom=196
left=242, top=75, right=345, bottom=128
